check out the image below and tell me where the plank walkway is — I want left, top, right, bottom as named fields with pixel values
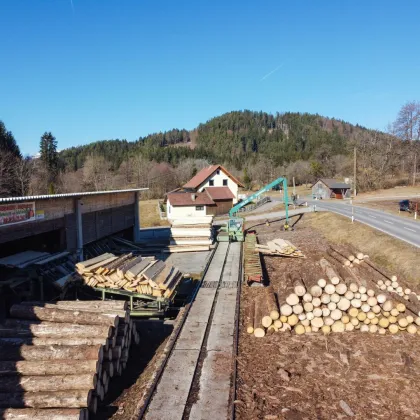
left=145, top=242, right=233, bottom=420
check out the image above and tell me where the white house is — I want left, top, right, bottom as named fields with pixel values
left=183, top=165, right=243, bottom=204
left=166, top=187, right=235, bottom=220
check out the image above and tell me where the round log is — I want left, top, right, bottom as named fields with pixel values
left=0, top=337, right=107, bottom=349
left=0, top=374, right=97, bottom=393
left=0, top=390, right=94, bottom=410
left=0, top=360, right=100, bottom=377
left=2, top=320, right=112, bottom=339
left=265, top=287, right=280, bottom=320
left=0, top=408, right=88, bottom=420
left=0, top=344, right=103, bottom=362
left=245, top=300, right=255, bottom=334
left=286, top=294, right=299, bottom=306
left=253, top=297, right=265, bottom=337
left=9, top=305, right=119, bottom=328
left=102, top=361, right=114, bottom=378
left=28, top=300, right=127, bottom=310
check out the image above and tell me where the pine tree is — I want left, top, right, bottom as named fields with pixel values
left=0, top=120, right=21, bottom=158
left=39, top=132, right=58, bottom=173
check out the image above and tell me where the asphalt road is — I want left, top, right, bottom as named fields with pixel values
left=309, top=200, right=420, bottom=248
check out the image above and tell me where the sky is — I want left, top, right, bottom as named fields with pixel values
left=1, top=0, right=419, bottom=155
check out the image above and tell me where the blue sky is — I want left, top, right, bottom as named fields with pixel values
left=1, top=0, right=419, bottom=155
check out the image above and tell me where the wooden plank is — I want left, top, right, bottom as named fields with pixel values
left=143, top=261, right=166, bottom=281
left=76, top=253, right=113, bottom=270
left=154, top=265, right=173, bottom=286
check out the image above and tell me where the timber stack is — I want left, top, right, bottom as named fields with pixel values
left=168, top=216, right=214, bottom=252
left=247, top=257, right=420, bottom=337
left=0, top=300, right=139, bottom=419
left=255, top=238, right=304, bottom=258
left=75, top=253, right=183, bottom=298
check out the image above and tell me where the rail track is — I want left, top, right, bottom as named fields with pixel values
left=142, top=241, right=242, bottom=420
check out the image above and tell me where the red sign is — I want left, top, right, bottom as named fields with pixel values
left=0, top=202, right=36, bottom=227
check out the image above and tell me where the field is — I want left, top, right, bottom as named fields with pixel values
left=354, top=185, right=420, bottom=201
left=236, top=213, right=420, bottom=419
left=139, top=200, right=170, bottom=228
left=355, top=199, right=420, bottom=224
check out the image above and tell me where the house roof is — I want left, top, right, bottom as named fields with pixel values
left=313, top=178, right=351, bottom=189
left=167, top=192, right=214, bottom=207
left=183, top=165, right=244, bottom=189
left=0, top=188, right=149, bottom=204
left=205, top=187, right=235, bottom=200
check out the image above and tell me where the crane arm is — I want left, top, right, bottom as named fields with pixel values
left=229, top=177, right=289, bottom=217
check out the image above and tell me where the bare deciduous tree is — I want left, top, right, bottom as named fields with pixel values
left=394, top=101, right=420, bottom=141
left=83, top=155, right=113, bottom=191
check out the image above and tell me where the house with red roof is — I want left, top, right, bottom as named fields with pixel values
left=183, top=165, right=243, bottom=204
left=166, top=165, right=243, bottom=219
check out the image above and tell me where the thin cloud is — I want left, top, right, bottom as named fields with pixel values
left=70, top=0, right=75, bottom=14
left=260, top=63, right=284, bottom=82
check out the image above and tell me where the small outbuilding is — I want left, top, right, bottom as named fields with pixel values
left=312, top=178, right=351, bottom=199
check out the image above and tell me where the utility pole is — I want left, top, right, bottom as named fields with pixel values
left=293, top=177, right=296, bottom=195
left=413, top=153, right=417, bottom=186
left=353, top=147, right=357, bottom=197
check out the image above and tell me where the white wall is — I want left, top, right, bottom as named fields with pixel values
left=167, top=200, right=208, bottom=220
left=197, top=169, right=239, bottom=204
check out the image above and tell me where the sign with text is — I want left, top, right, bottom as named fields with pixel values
left=0, top=202, right=36, bottom=227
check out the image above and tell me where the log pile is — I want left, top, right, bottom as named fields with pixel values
left=168, top=217, right=214, bottom=252
left=255, top=238, right=304, bottom=258
left=0, top=300, right=139, bottom=418
left=75, top=253, right=183, bottom=298
left=248, top=259, right=420, bottom=337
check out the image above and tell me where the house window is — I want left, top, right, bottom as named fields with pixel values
left=209, top=180, right=214, bottom=186
left=223, top=179, right=228, bottom=186
left=216, top=169, right=220, bottom=175
left=196, top=206, right=204, bottom=211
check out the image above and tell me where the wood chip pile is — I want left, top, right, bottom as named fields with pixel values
left=75, top=253, right=183, bottom=298
left=247, top=257, right=420, bottom=337
left=255, top=238, right=304, bottom=257
left=0, top=300, right=139, bottom=418
left=168, top=216, right=214, bottom=252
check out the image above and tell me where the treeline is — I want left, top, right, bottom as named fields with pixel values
left=1, top=104, right=420, bottom=198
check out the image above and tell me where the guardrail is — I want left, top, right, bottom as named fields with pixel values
left=236, top=196, right=271, bottom=213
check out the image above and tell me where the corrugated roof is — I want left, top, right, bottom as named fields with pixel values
left=205, top=187, right=235, bottom=200
left=167, top=192, right=215, bottom=207
left=314, top=179, right=351, bottom=189
left=0, top=188, right=149, bottom=203
left=183, top=165, right=244, bottom=189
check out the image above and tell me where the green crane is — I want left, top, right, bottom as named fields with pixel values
left=217, top=177, right=290, bottom=242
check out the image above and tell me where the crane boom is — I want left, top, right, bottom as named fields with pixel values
left=229, top=176, right=289, bottom=220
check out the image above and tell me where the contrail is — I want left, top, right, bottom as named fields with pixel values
left=70, top=0, right=75, bottom=14
left=260, top=63, right=284, bottom=82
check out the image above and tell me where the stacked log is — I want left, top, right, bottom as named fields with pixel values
left=168, top=217, right=214, bottom=252
left=75, top=253, right=183, bottom=298
left=0, top=300, right=140, bottom=418
left=248, top=259, right=420, bottom=337
left=255, top=238, right=304, bottom=258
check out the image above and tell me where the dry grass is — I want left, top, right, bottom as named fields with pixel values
left=355, top=185, right=420, bottom=201
left=301, top=212, right=420, bottom=286
left=140, top=200, right=170, bottom=228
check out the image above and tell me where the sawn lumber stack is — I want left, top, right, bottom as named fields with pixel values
left=255, top=238, right=304, bottom=258
left=75, top=253, right=183, bottom=298
left=0, top=300, right=139, bottom=419
left=168, top=216, right=214, bottom=252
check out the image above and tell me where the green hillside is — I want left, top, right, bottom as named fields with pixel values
left=59, top=111, right=375, bottom=171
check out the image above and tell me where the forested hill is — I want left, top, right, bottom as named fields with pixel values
left=60, top=111, right=376, bottom=171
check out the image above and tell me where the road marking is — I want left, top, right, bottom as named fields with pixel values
left=383, top=220, right=394, bottom=225
left=404, top=227, right=417, bottom=233
left=370, top=215, right=377, bottom=219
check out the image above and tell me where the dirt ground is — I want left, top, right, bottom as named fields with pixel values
left=236, top=215, right=420, bottom=420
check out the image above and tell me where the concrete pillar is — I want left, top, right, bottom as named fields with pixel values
left=76, top=198, right=84, bottom=262
left=134, top=191, right=141, bottom=243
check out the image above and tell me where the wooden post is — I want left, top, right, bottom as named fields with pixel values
left=75, top=198, right=83, bottom=262
left=353, top=147, right=357, bottom=197
left=413, top=153, right=417, bottom=186
left=134, top=191, right=141, bottom=243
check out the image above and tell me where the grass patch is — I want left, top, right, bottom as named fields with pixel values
left=301, top=212, right=420, bottom=286
left=140, top=200, right=170, bottom=228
